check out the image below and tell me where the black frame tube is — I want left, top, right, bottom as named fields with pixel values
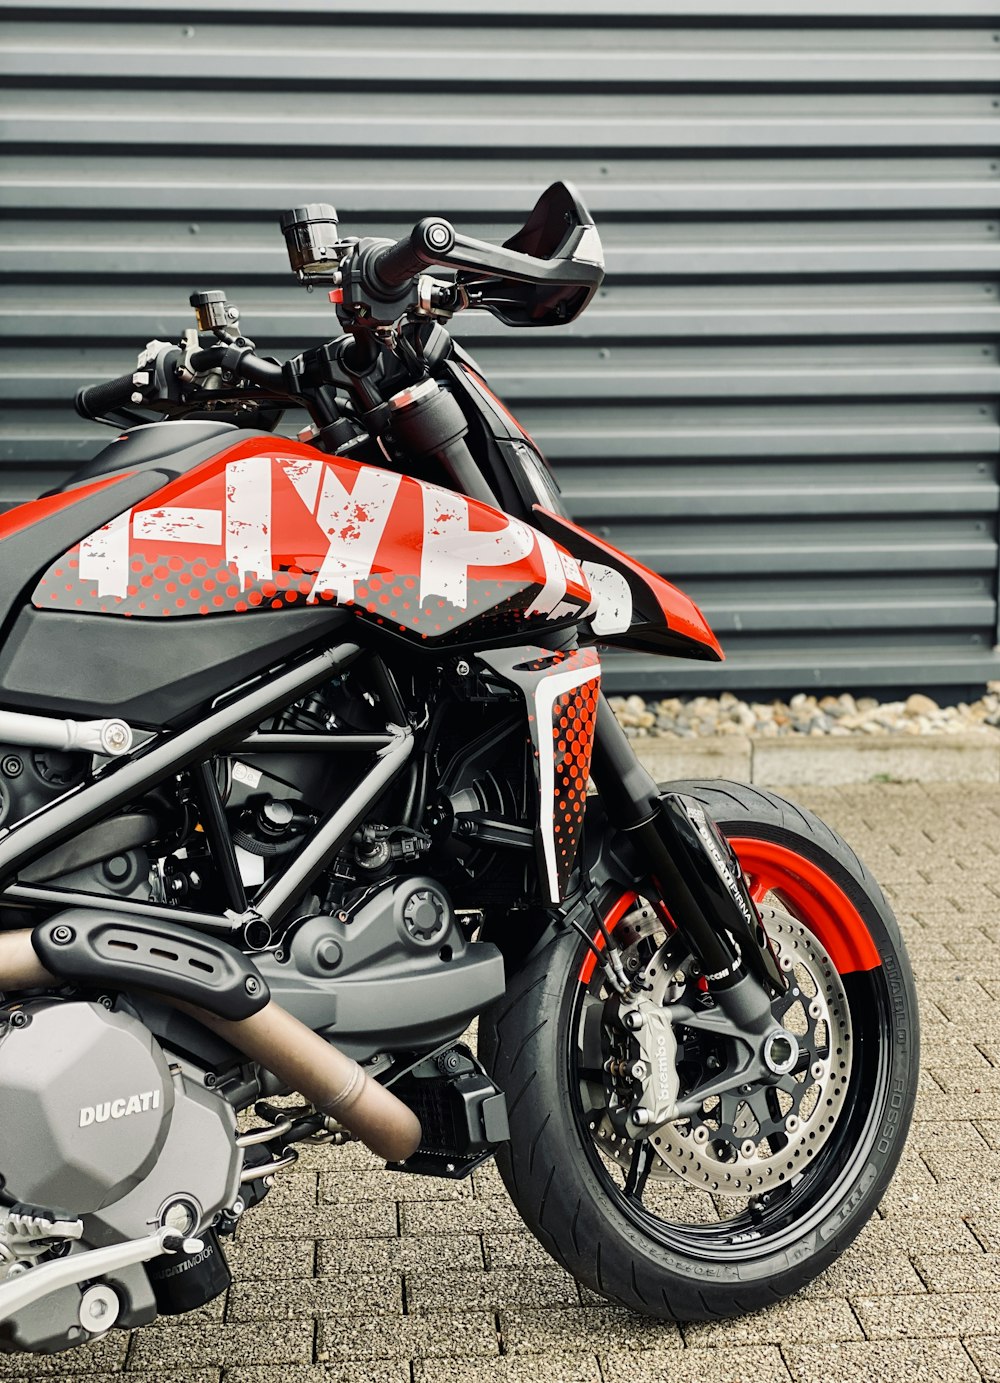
left=192, top=760, right=247, bottom=914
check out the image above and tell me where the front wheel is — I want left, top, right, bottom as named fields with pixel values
left=479, top=779, right=919, bottom=1319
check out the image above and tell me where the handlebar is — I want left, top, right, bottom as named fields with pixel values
left=188, top=346, right=285, bottom=390
left=75, top=371, right=142, bottom=422
left=371, top=218, right=458, bottom=292
left=76, top=344, right=286, bottom=424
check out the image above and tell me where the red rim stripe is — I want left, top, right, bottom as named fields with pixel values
left=577, top=835, right=881, bottom=983
left=729, top=836, right=881, bottom=975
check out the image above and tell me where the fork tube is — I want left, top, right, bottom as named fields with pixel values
left=589, top=693, right=661, bottom=829
left=589, top=692, right=740, bottom=982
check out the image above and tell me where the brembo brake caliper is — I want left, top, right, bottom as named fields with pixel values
left=603, top=794, right=799, bottom=1141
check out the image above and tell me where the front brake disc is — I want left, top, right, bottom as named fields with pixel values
left=651, top=908, right=853, bottom=1196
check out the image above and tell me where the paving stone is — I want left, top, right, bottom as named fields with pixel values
left=129, top=1322, right=313, bottom=1369
left=966, top=1336, right=1000, bottom=1383
left=977, top=1121, right=1000, bottom=1151
left=893, top=1147, right=939, bottom=1187
left=0, top=1338, right=128, bottom=1375
left=683, top=1297, right=863, bottom=1347
left=967, top=1211, right=1000, bottom=1252
left=934, top=1070, right=1000, bottom=1097
left=798, top=1220, right=925, bottom=1299
left=912, top=1250, right=1000, bottom=1293
left=318, top=1168, right=472, bottom=1203
left=316, top=1310, right=498, bottom=1360
left=483, top=1233, right=557, bottom=1270
left=919, top=977, right=994, bottom=1026
left=783, top=1338, right=980, bottom=1383
left=879, top=1180, right=997, bottom=1229
left=227, top=1272, right=402, bottom=1320
left=915, top=1090, right=1000, bottom=1124
left=226, top=1368, right=409, bottom=1383
left=601, top=1344, right=792, bottom=1383
left=921, top=1029, right=994, bottom=1070
left=910, top=1123, right=992, bottom=1155
left=1, top=1376, right=220, bottom=1383
left=852, top=1290, right=1000, bottom=1338
left=922, top=1148, right=1000, bottom=1183
left=413, top=1355, right=601, bottom=1383
left=317, top=1234, right=484, bottom=1275
left=226, top=1237, right=316, bottom=1279
left=470, top=1161, right=508, bottom=1200
left=123, top=1376, right=220, bottom=1383
left=401, top=1199, right=525, bottom=1236
left=238, top=1201, right=398, bottom=1240
left=406, top=1266, right=579, bottom=1312
left=500, top=1307, right=682, bottom=1354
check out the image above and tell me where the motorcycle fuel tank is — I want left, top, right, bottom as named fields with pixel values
left=31, top=435, right=592, bottom=647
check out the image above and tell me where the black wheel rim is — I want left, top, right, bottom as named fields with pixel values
left=567, top=855, right=896, bottom=1262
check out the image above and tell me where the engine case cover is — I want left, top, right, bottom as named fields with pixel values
left=0, top=1001, right=173, bottom=1213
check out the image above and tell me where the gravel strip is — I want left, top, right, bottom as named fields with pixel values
left=610, top=684, right=1000, bottom=740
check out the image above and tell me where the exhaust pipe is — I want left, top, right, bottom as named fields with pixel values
left=176, top=999, right=422, bottom=1163
left=2, top=926, right=421, bottom=1165
left=0, top=929, right=54, bottom=990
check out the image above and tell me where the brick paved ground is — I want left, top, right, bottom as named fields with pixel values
left=2, top=782, right=998, bottom=1382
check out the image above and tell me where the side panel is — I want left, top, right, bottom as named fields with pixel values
left=532, top=505, right=724, bottom=663
left=31, top=438, right=591, bottom=648
left=0, top=605, right=353, bottom=725
left=480, top=646, right=601, bottom=905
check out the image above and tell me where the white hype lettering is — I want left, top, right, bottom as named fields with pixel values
left=225, top=459, right=272, bottom=590
left=76, top=455, right=556, bottom=618
left=419, top=487, right=535, bottom=610
left=287, top=461, right=402, bottom=604
left=79, top=510, right=130, bottom=600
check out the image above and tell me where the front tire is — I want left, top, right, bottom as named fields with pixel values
left=479, top=780, right=919, bottom=1320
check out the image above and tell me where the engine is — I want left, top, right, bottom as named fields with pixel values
left=0, top=998, right=241, bottom=1354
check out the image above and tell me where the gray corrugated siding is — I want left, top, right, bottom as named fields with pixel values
left=2, top=1, right=999, bottom=693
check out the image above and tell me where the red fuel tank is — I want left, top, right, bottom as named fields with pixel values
left=33, top=436, right=592, bottom=646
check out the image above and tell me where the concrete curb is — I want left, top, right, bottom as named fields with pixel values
left=633, top=733, right=1000, bottom=787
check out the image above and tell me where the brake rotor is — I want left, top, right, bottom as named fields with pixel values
left=650, top=908, right=853, bottom=1195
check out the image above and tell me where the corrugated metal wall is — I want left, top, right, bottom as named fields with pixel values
left=2, top=0, right=999, bottom=693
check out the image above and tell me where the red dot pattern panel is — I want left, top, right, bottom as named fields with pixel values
left=550, top=671, right=600, bottom=898
left=28, top=439, right=591, bottom=650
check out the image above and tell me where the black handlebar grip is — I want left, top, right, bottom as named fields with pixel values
left=75, top=371, right=142, bottom=421
left=372, top=217, right=457, bottom=291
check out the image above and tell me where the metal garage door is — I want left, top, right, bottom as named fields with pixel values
left=2, top=0, right=999, bottom=693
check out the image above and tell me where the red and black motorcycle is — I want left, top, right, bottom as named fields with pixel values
left=0, top=183, right=917, bottom=1352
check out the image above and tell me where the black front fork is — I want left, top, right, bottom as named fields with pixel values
left=590, top=695, right=786, bottom=1026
